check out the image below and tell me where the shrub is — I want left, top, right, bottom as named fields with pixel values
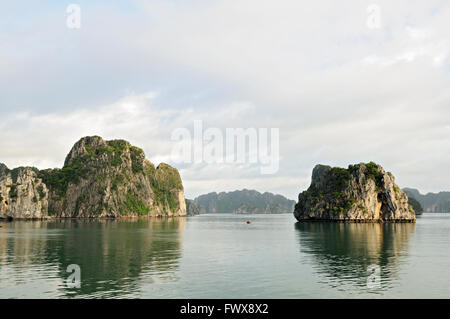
left=125, top=193, right=149, bottom=216
left=130, top=146, right=144, bottom=173
left=106, top=140, right=128, bottom=166
left=39, top=156, right=90, bottom=196
left=9, top=185, right=18, bottom=200
left=330, top=167, right=351, bottom=189
left=146, top=163, right=182, bottom=212
left=36, top=185, right=45, bottom=199
left=11, top=168, right=20, bottom=184
left=365, top=162, right=384, bottom=190
left=408, top=196, right=423, bottom=213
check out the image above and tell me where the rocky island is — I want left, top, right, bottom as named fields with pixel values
left=0, top=136, right=186, bottom=220
left=194, top=189, right=295, bottom=214
left=403, top=188, right=450, bottom=213
left=294, top=162, right=416, bottom=223
left=185, top=199, right=201, bottom=216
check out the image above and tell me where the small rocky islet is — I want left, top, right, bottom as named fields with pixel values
left=293, top=162, right=416, bottom=223
left=0, top=136, right=186, bottom=220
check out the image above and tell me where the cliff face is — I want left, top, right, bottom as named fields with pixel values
left=0, top=136, right=186, bottom=219
left=407, top=196, right=423, bottom=215
left=0, top=166, right=49, bottom=219
left=185, top=199, right=201, bottom=216
left=294, top=162, right=416, bottom=223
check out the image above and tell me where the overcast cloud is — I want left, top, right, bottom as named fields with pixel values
left=1, top=0, right=450, bottom=199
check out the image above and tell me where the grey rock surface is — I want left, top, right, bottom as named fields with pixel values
left=294, top=162, right=416, bottom=223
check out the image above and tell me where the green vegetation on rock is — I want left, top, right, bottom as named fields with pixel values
left=130, top=146, right=145, bottom=173
left=9, top=185, right=18, bottom=201
left=39, top=159, right=88, bottom=197
left=349, top=161, right=384, bottom=191
left=185, top=199, right=201, bottom=216
left=330, top=167, right=351, bottom=189
left=407, top=196, right=423, bottom=214
left=125, top=193, right=149, bottom=216
left=294, top=162, right=416, bottom=222
left=364, top=162, right=384, bottom=191
left=10, top=168, right=21, bottom=184
left=148, top=163, right=183, bottom=213
left=2, top=136, right=186, bottom=219
left=37, top=185, right=45, bottom=199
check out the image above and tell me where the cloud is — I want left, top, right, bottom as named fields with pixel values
left=1, top=0, right=450, bottom=199
left=0, top=92, right=282, bottom=198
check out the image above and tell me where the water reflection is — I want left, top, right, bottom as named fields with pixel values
left=0, top=218, right=186, bottom=298
left=295, top=222, right=415, bottom=294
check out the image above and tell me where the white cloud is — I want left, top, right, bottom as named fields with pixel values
left=1, top=0, right=450, bottom=199
left=0, top=92, right=281, bottom=198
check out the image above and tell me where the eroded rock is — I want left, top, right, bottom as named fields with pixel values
left=0, top=166, right=49, bottom=219
left=1, top=136, right=186, bottom=219
left=294, top=162, right=416, bottom=223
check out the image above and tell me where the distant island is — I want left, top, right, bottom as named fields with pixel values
left=191, top=189, right=296, bottom=215
left=294, top=162, right=416, bottom=223
left=403, top=188, right=450, bottom=213
left=185, top=199, right=201, bottom=216
left=406, top=195, right=424, bottom=215
left=0, top=136, right=186, bottom=220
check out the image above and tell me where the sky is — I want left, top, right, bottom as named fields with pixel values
left=1, top=0, right=450, bottom=200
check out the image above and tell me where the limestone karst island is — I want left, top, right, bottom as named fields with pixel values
left=1, top=139, right=417, bottom=225
left=4, top=1, right=450, bottom=302
left=294, top=162, right=416, bottom=223
left=0, top=136, right=186, bottom=219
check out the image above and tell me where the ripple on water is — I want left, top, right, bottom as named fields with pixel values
left=2, top=214, right=450, bottom=298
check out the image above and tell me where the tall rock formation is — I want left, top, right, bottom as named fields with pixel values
left=0, top=166, right=49, bottom=219
left=0, top=136, right=186, bottom=219
left=185, top=199, right=201, bottom=216
left=294, top=162, right=416, bottom=223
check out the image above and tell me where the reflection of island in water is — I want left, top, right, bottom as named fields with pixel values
left=0, top=218, right=185, bottom=298
left=295, top=222, right=415, bottom=293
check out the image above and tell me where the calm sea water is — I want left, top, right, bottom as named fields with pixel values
left=1, top=213, right=450, bottom=299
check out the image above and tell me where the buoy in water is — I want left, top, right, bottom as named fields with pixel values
left=246, top=220, right=251, bottom=224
